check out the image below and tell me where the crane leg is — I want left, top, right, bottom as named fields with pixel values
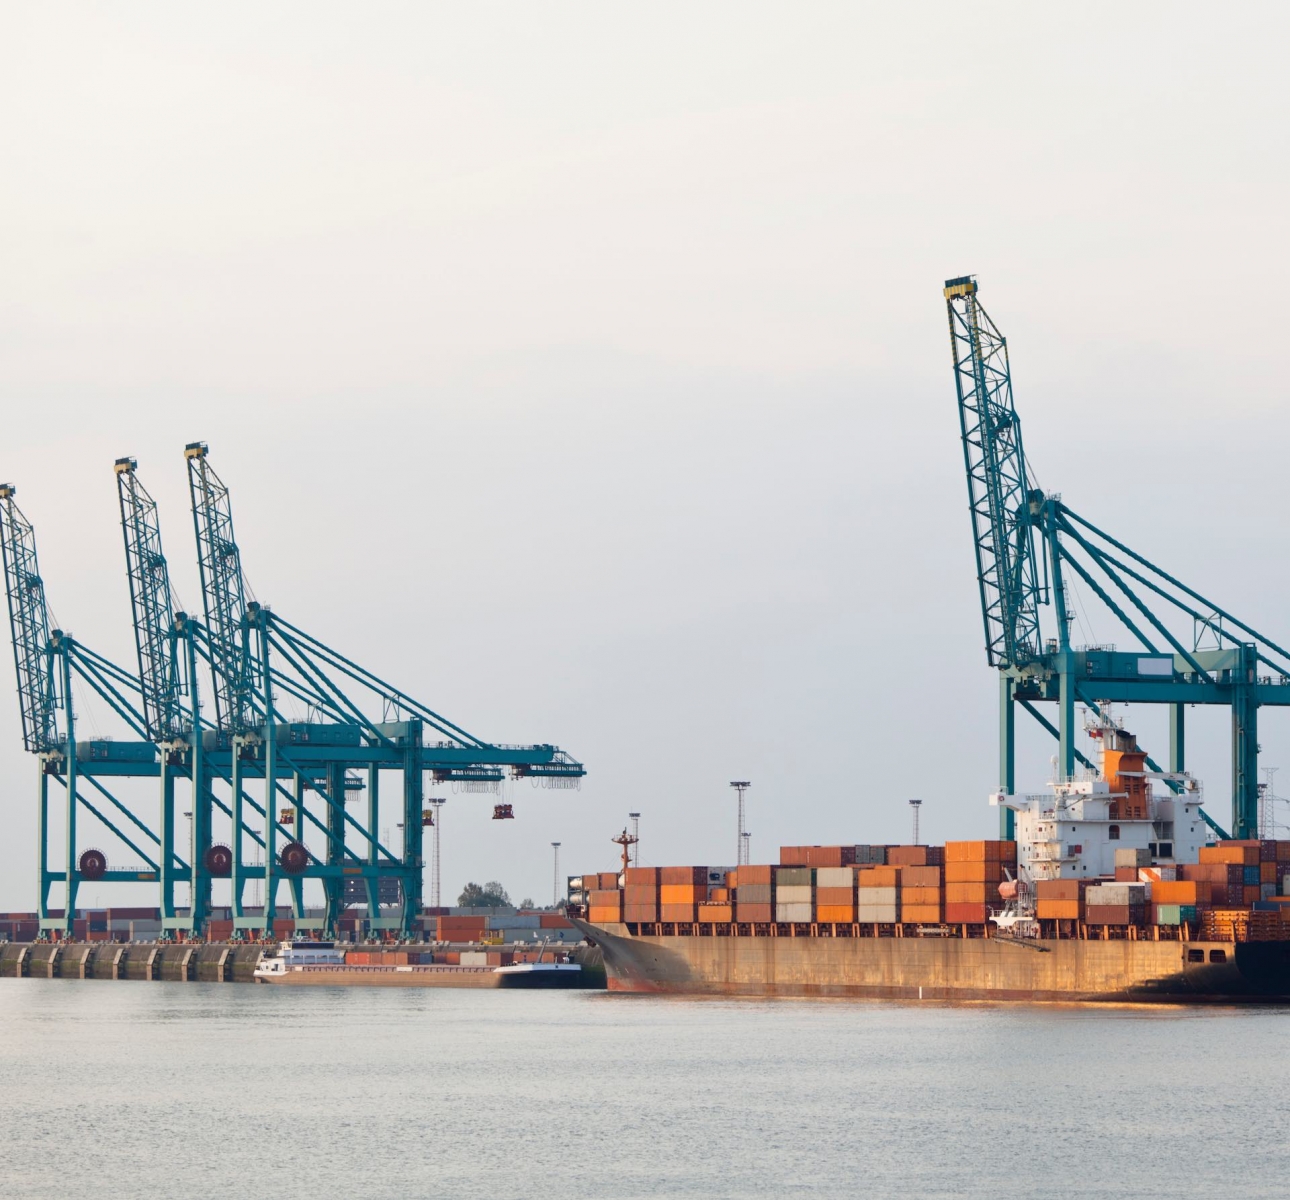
left=999, top=674, right=1015, bottom=839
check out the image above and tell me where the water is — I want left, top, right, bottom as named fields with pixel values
left=1, top=981, right=1288, bottom=1199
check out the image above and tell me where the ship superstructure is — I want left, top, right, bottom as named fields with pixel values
left=993, top=711, right=1207, bottom=883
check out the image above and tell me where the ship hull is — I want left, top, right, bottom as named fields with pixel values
left=254, top=964, right=585, bottom=988
left=574, top=921, right=1290, bottom=1003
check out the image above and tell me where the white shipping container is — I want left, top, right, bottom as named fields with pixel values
left=459, top=951, right=488, bottom=966
left=1114, top=848, right=1151, bottom=868
left=855, top=886, right=898, bottom=904
left=775, top=903, right=813, bottom=923
left=1086, top=883, right=1146, bottom=905
left=776, top=885, right=813, bottom=904
left=815, top=867, right=854, bottom=889
left=856, top=906, right=898, bottom=922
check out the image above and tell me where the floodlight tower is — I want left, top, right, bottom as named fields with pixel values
left=909, top=798, right=923, bottom=844
left=551, top=841, right=561, bottom=906
left=628, top=812, right=640, bottom=866
left=730, top=782, right=751, bottom=866
left=427, top=797, right=446, bottom=908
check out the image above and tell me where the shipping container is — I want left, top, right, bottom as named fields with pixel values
left=901, top=866, right=943, bottom=887
left=776, top=885, right=813, bottom=905
left=856, top=867, right=899, bottom=888
left=816, top=886, right=855, bottom=906
left=855, top=905, right=899, bottom=923
left=623, top=905, right=658, bottom=923
left=696, top=904, right=734, bottom=923
left=901, top=886, right=943, bottom=905
left=659, top=884, right=706, bottom=904
left=1200, top=843, right=1259, bottom=866
left=735, top=884, right=773, bottom=904
left=659, top=866, right=708, bottom=886
left=854, top=886, right=897, bottom=905
left=945, top=882, right=1002, bottom=905
left=735, top=903, right=773, bottom=923
left=737, top=865, right=774, bottom=886
left=1084, top=904, right=1141, bottom=925
left=1036, top=900, right=1080, bottom=919
left=624, top=867, right=658, bottom=886
left=944, top=860, right=1006, bottom=884
left=900, top=904, right=943, bottom=923
left=945, top=902, right=990, bottom=923
left=587, top=906, right=622, bottom=923
left=774, top=867, right=813, bottom=887
left=659, top=904, right=697, bottom=922
left=775, top=902, right=813, bottom=923
left=1114, top=847, right=1152, bottom=869
left=944, top=840, right=1017, bottom=863
left=816, top=904, right=856, bottom=922
left=1151, top=880, right=1210, bottom=905
left=815, top=867, right=855, bottom=889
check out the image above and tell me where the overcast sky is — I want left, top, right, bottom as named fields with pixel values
left=1, top=4, right=1288, bottom=911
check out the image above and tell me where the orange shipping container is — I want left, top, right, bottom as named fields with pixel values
left=945, top=860, right=1006, bottom=884
left=1200, top=844, right=1259, bottom=866
left=624, top=867, right=658, bottom=886
left=660, top=884, right=706, bottom=904
left=902, top=866, right=943, bottom=887
left=738, top=865, right=774, bottom=886
left=900, top=904, right=942, bottom=922
left=1036, top=900, right=1080, bottom=919
left=710, top=887, right=730, bottom=903
left=588, top=906, right=621, bottom=923
left=887, top=846, right=928, bottom=867
left=1152, top=880, right=1210, bottom=905
left=945, top=840, right=1017, bottom=863
left=1262, top=862, right=1277, bottom=884
left=857, top=867, right=899, bottom=887
left=1244, top=886, right=1261, bottom=905
left=588, top=889, right=622, bottom=906
left=816, top=886, right=855, bottom=906
left=1035, top=879, right=1084, bottom=900
left=696, top=904, right=734, bottom=923
left=902, top=886, right=943, bottom=905
left=659, top=904, right=697, bottom=922
left=945, top=882, right=1001, bottom=905
left=817, top=904, right=856, bottom=922
left=659, top=866, right=708, bottom=886
left=736, top=903, right=773, bottom=922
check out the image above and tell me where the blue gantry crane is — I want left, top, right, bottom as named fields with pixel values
left=1, top=482, right=170, bottom=937
left=945, top=275, right=1290, bottom=841
left=0, top=448, right=585, bottom=941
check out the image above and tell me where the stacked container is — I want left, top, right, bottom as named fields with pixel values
left=775, top=867, right=814, bottom=923
left=623, top=867, right=659, bottom=923
left=1084, top=882, right=1148, bottom=925
left=899, top=864, right=944, bottom=923
left=587, top=888, right=623, bottom=924
left=1035, top=878, right=1083, bottom=921
left=815, top=866, right=856, bottom=923
left=944, top=841, right=1015, bottom=923
left=659, top=866, right=707, bottom=922
left=779, top=846, right=858, bottom=868
left=856, top=866, right=899, bottom=922
left=735, top=865, right=774, bottom=923
left=854, top=845, right=887, bottom=865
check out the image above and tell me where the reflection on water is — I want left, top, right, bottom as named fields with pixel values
left=1, top=980, right=1288, bottom=1199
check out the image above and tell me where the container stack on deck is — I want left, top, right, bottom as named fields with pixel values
left=573, top=837, right=1290, bottom=942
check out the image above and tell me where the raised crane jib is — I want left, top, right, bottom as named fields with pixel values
left=115, top=457, right=184, bottom=742
left=185, top=442, right=254, bottom=731
left=945, top=276, right=1046, bottom=669
left=0, top=484, right=60, bottom=752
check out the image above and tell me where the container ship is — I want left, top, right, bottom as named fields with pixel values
left=571, top=725, right=1290, bottom=1003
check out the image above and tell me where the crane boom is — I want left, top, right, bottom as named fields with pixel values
left=116, top=458, right=184, bottom=741
left=945, top=276, right=1046, bottom=669
left=0, top=484, right=59, bottom=752
left=185, top=442, right=254, bottom=730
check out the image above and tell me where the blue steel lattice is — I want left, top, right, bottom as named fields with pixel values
left=185, top=442, right=255, bottom=731
left=116, top=459, right=185, bottom=741
left=0, top=485, right=59, bottom=752
left=945, top=276, right=1046, bottom=669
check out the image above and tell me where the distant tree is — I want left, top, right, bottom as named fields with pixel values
left=519, top=897, right=535, bottom=910
left=457, top=880, right=511, bottom=908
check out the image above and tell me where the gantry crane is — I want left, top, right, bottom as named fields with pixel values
left=178, top=442, right=584, bottom=939
left=946, top=275, right=1290, bottom=839
left=1, top=483, right=168, bottom=937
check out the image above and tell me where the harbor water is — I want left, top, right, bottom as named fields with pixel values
left=1, top=980, right=1287, bottom=1199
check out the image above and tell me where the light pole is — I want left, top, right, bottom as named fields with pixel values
left=428, top=798, right=446, bottom=908
left=909, top=798, right=922, bottom=845
left=628, top=812, right=640, bottom=866
left=730, top=782, right=751, bottom=866
left=551, top=841, right=562, bottom=907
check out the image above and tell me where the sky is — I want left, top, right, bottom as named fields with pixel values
left=1, top=3, right=1288, bottom=911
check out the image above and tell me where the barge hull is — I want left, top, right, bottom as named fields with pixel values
left=575, top=921, right=1290, bottom=1003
